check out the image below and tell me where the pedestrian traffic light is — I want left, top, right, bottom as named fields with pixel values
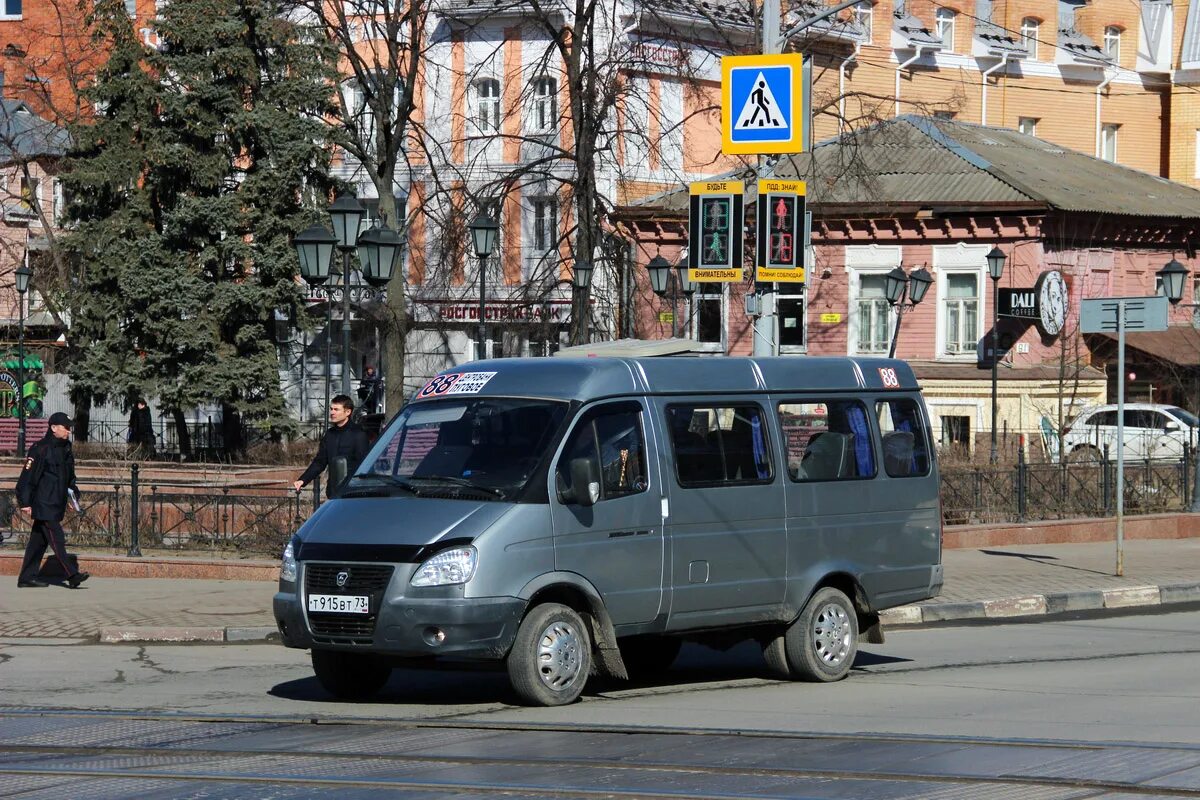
left=755, top=179, right=806, bottom=282
left=688, top=180, right=745, bottom=279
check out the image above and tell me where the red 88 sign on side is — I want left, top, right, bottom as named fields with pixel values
left=417, top=373, right=462, bottom=399
left=878, top=367, right=900, bottom=388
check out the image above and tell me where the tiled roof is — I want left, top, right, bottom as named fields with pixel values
left=785, top=0, right=868, bottom=42
left=647, top=0, right=756, bottom=28
left=0, top=100, right=69, bottom=162
left=626, top=115, right=1200, bottom=220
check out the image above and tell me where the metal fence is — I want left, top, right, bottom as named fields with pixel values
left=1, top=455, right=1194, bottom=558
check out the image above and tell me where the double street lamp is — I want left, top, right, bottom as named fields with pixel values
left=986, top=246, right=1007, bottom=464
left=883, top=265, right=932, bottom=358
left=647, top=255, right=695, bottom=338
left=294, top=195, right=405, bottom=424
left=1155, top=257, right=1200, bottom=512
left=468, top=212, right=499, bottom=360
left=571, top=259, right=594, bottom=345
left=15, top=263, right=30, bottom=455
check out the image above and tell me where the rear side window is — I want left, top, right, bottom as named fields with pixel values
left=876, top=398, right=931, bottom=477
left=778, top=400, right=876, bottom=481
left=558, top=403, right=648, bottom=500
left=666, top=404, right=773, bottom=487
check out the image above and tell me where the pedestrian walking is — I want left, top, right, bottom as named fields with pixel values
left=357, top=366, right=382, bottom=416
left=128, top=398, right=155, bottom=459
left=293, top=395, right=370, bottom=498
left=15, top=412, right=89, bottom=589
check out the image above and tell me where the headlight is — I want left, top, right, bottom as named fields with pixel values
left=281, top=537, right=298, bottom=583
left=411, top=546, right=477, bottom=587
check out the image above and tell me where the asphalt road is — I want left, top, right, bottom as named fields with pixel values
left=2, top=608, right=1199, bottom=745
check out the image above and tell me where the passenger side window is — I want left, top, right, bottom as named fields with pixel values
left=779, top=400, right=875, bottom=481
left=875, top=398, right=931, bottom=478
left=666, top=404, right=773, bottom=487
left=557, top=404, right=648, bottom=500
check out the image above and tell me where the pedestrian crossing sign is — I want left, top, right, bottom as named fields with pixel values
left=722, top=54, right=804, bottom=155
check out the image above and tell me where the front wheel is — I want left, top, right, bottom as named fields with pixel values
left=784, top=587, right=858, bottom=682
left=310, top=649, right=391, bottom=700
left=507, top=603, right=592, bottom=706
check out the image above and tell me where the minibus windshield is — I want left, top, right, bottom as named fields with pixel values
left=348, top=397, right=569, bottom=500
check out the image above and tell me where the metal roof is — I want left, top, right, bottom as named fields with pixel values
left=627, top=116, right=1200, bottom=220
left=893, top=12, right=943, bottom=46
left=975, top=21, right=1029, bottom=57
left=1056, top=27, right=1111, bottom=64
left=0, top=100, right=70, bottom=162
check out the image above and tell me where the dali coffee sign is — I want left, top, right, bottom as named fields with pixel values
left=998, top=270, right=1067, bottom=336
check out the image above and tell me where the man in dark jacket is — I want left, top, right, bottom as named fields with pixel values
left=16, top=412, right=89, bottom=589
left=128, top=399, right=155, bottom=458
left=293, top=395, right=370, bottom=498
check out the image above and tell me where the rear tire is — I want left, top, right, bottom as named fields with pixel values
left=784, top=587, right=858, bottom=683
left=1067, top=445, right=1103, bottom=463
left=619, top=635, right=681, bottom=681
left=761, top=633, right=793, bottom=679
left=507, top=603, right=592, bottom=706
left=310, top=649, right=391, bottom=700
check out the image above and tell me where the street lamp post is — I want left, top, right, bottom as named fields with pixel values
left=1156, top=258, right=1200, bottom=511
left=646, top=255, right=695, bottom=338
left=294, top=224, right=337, bottom=432
left=14, top=263, right=31, bottom=456
left=884, top=265, right=932, bottom=359
left=572, top=260, right=594, bottom=345
left=987, top=246, right=1007, bottom=464
left=328, top=195, right=367, bottom=396
left=468, top=213, right=499, bottom=360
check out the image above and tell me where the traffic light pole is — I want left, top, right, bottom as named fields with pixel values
left=752, top=0, right=781, bottom=358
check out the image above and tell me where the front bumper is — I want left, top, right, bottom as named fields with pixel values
left=274, top=567, right=524, bottom=661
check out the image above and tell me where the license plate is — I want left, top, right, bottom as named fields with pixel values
left=307, top=594, right=369, bottom=614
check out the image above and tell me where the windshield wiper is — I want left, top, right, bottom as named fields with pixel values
left=411, top=475, right=506, bottom=498
left=344, top=474, right=419, bottom=495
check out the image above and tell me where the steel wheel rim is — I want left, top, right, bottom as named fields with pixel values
left=812, top=602, right=852, bottom=667
left=536, top=620, right=583, bottom=691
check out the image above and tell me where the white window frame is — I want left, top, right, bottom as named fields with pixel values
left=531, top=75, right=557, bottom=134
left=1020, top=18, right=1039, bottom=59
left=1018, top=117, right=1037, bottom=136
left=852, top=2, right=873, bottom=45
left=933, top=244, right=987, bottom=360
left=522, top=195, right=558, bottom=281
left=777, top=282, right=807, bottom=352
left=19, top=174, right=39, bottom=214
left=52, top=178, right=65, bottom=225
left=472, top=77, right=501, bottom=135
left=1193, top=129, right=1200, bottom=179
left=689, top=282, right=727, bottom=352
left=846, top=245, right=902, bottom=357
left=935, top=8, right=956, bottom=52
left=0, top=0, right=21, bottom=20
left=1102, top=123, right=1119, bottom=162
left=1104, top=26, right=1121, bottom=62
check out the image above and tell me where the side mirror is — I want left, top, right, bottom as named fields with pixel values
left=1165, top=421, right=1181, bottom=432
left=569, top=457, right=600, bottom=507
left=330, top=456, right=349, bottom=497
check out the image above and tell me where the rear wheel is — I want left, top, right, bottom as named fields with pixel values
left=310, top=649, right=391, bottom=700
left=784, top=587, right=858, bottom=682
left=761, top=633, right=793, bottom=679
left=507, top=603, right=592, bottom=706
left=1067, top=445, right=1104, bottom=463
left=619, top=635, right=681, bottom=681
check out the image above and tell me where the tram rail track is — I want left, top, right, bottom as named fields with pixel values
left=2, top=709, right=1200, bottom=798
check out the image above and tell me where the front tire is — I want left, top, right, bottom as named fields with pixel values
left=784, top=587, right=858, bottom=682
left=310, top=649, right=391, bottom=700
left=507, top=603, right=592, bottom=706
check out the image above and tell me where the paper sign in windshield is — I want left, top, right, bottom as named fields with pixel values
left=417, top=371, right=497, bottom=399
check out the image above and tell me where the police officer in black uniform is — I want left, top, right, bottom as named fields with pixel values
left=16, top=412, right=89, bottom=589
left=293, top=394, right=370, bottom=499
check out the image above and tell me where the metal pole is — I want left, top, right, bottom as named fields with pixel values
left=16, top=290, right=25, bottom=456
left=887, top=283, right=908, bottom=359
left=672, top=280, right=680, bottom=338
left=324, top=296, right=332, bottom=435
left=1115, top=304, right=1125, bottom=576
left=752, top=0, right=781, bottom=359
left=127, top=463, right=142, bottom=557
left=990, top=275, right=999, bottom=464
left=341, top=250, right=352, bottom=396
left=477, top=255, right=487, bottom=360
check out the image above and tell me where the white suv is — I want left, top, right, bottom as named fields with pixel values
left=1061, top=403, right=1199, bottom=462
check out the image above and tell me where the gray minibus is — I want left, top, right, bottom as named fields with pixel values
left=274, top=356, right=943, bottom=706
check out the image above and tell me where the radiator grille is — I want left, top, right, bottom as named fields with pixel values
left=303, top=563, right=394, bottom=641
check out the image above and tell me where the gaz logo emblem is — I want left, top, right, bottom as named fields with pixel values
left=335, top=570, right=350, bottom=589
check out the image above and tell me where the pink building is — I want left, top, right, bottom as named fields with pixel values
left=618, top=116, right=1200, bottom=458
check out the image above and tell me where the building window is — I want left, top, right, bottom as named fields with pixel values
left=1, top=0, right=21, bottom=18
left=53, top=179, right=65, bottom=224
left=473, top=78, right=501, bottom=133
left=1102, top=123, right=1118, bottom=162
left=935, top=8, right=956, bottom=51
left=856, top=274, right=892, bottom=354
left=940, top=415, right=970, bottom=448
left=943, top=272, right=979, bottom=354
left=532, top=198, right=557, bottom=252
left=1018, top=117, right=1037, bottom=136
left=1020, top=18, right=1039, bottom=59
left=778, top=282, right=806, bottom=348
left=1103, top=26, right=1121, bottom=61
left=1194, top=129, right=1200, bottom=179
left=531, top=76, right=556, bottom=133
left=19, top=175, right=39, bottom=213
left=524, top=196, right=558, bottom=281
left=693, top=283, right=723, bottom=345
left=933, top=110, right=956, bottom=120
left=852, top=2, right=873, bottom=44
left=125, top=0, right=137, bottom=16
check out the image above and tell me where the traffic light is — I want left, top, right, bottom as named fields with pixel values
left=688, top=181, right=744, bottom=273
left=755, top=180, right=806, bottom=282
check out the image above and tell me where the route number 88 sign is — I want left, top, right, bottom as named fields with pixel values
left=417, top=371, right=497, bottom=399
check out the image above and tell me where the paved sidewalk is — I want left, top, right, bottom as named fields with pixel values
left=1, top=538, right=1198, bottom=642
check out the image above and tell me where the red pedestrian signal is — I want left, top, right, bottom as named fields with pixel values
left=755, top=181, right=806, bottom=281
